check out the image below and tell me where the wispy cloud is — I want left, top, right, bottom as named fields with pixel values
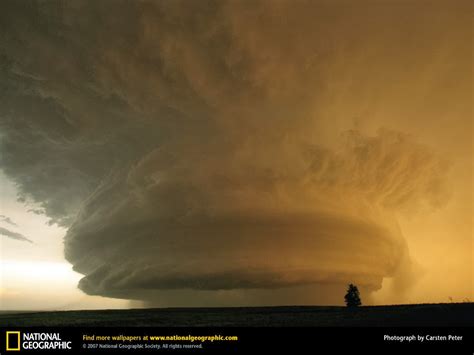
left=0, top=227, right=33, bottom=243
left=0, top=215, right=18, bottom=227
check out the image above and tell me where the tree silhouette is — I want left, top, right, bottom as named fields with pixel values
left=344, top=283, right=362, bottom=307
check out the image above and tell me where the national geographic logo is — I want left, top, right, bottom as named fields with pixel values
left=6, top=331, right=20, bottom=351
left=5, top=331, right=72, bottom=351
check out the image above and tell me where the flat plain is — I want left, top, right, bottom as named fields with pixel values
left=0, top=303, right=472, bottom=327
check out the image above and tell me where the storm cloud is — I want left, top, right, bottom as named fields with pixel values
left=0, top=0, right=467, bottom=305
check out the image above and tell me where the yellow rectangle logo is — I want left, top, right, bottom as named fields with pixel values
left=6, top=331, right=21, bottom=351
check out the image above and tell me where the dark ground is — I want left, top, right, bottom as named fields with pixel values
left=0, top=303, right=472, bottom=327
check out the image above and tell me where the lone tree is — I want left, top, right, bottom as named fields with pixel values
left=344, top=283, right=362, bottom=307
